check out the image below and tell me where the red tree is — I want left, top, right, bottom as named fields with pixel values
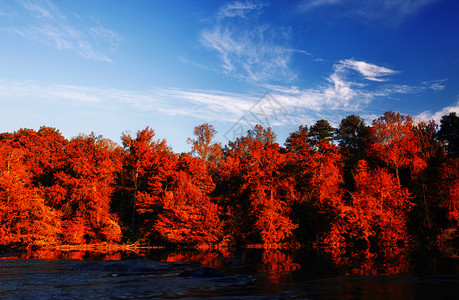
left=0, top=144, right=61, bottom=247
left=323, top=160, right=413, bottom=251
left=48, top=134, right=123, bottom=244
left=155, top=156, right=223, bottom=246
left=218, top=125, right=297, bottom=245
left=371, top=111, right=426, bottom=185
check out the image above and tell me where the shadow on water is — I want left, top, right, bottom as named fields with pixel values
left=0, top=245, right=458, bottom=299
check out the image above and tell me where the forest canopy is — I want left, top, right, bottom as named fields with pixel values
left=0, top=112, right=458, bottom=257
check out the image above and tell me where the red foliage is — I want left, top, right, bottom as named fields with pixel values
left=122, top=128, right=223, bottom=246
left=323, top=160, right=413, bottom=250
left=259, top=250, right=300, bottom=283
left=218, top=125, right=297, bottom=245
left=155, top=158, right=223, bottom=245
left=49, top=134, right=123, bottom=243
left=370, top=111, right=426, bottom=184
left=121, top=127, right=177, bottom=219
left=0, top=144, right=61, bottom=247
left=436, top=158, right=459, bottom=226
left=0, top=110, right=455, bottom=257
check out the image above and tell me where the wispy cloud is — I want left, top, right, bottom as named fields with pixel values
left=416, top=98, right=459, bottom=123
left=200, top=1, right=300, bottom=83
left=300, top=0, right=342, bottom=11
left=2, top=0, right=122, bottom=62
left=218, top=1, right=266, bottom=19
left=422, top=79, right=447, bottom=92
left=258, top=59, right=448, bottom=126
left=338, top=59, right=398, bottom=82
left=0, top=58, right=448, bottom=131
left=299, top=0, right=438, bottom=25
left=0, top=79, right=258, bottom=123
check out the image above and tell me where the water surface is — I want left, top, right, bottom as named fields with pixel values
left=1, top=247, right=458, bottom=299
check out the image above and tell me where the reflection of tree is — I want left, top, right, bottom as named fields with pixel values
left=165, top=251, right=223, bottom=269
left=13, top=249, right=122, bottom=260
left=259, top=250, right=300, bottom=283
left=324, top=246, right=410, bottom=276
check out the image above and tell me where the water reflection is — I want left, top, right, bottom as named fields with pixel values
left=0, top=245, right=458, bottom=299
left=1, top=245, right=456, bottom=279
left=0, top=249, right=123, bottom=261
left=323, top=246, right=411, bottom=276
left=164, top=251, right=223, bottom=269
left=259, top=249, right=300, bottom=283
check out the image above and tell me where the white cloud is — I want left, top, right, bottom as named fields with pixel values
left=339, top=59, right=398, bottom=82
left=422, top=79, right=447, bottom=92
left=218, top=1, right=266, bottom=19
left=299, top=0, right=439, bottom=24
left=0, top=79, right=258, bottom=123
left=300, top=0, right=342, bottom=11
left=416, top=99, right=459, bottom=123
left=0, top=58, right=447, bottom=132
left=2, top=0, right=122, bottom=62
left=201, top=1, right=299, bottom=83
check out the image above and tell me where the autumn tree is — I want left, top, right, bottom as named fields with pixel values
left=7, top=126, right=67, bottom=188
left=0, top=144, right=61, bottom=248
left=187, top=123, right=221, bottom=165
left=336, top=115, right=370, bottom=189
left=284, top=125, right=344, bottom=243
left=120, top=127, right=177, bottom=242
left=284, top=125, right=313, bottom=203
left=409, top=120, right=444, bottom=232
left=323, top=160, right=413, bottom=251
left=433, top=158, right=459, bottom=227
left=47, top=134, right=123, bottom=244
left=217, top=125, right=297, bottom=245
left=370, top=111, right=425, bottom=186
left=286, top=123, right=343, bottom=209
left=154, top=154, right=223, bottom=246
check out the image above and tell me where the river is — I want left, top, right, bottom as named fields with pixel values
left=0, top=247, right=458, bottom=299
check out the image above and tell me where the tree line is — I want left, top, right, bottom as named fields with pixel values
left=0, top=111, right=458, bottom=256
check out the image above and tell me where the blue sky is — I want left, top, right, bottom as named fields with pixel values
left=1, top=0, right=458, bottom=152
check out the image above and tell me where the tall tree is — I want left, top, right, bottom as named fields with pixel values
left=437, top=112, right=459, bottom=158
left=284, top=125, right=313, bottom=203
left=121, top=127, right=177, bottom=242
left=336, top=115, right=370, bottom=190
left=0, top=144, right=61, bottom=248
left=371, top=111, right=425, bottom=186
left=309, top=119, right=336, bottom=145
left=187, top=123, right=221, bottom=164
left=155, top=154, right=223, bottom=246
left=217, top=125, right=297, bottom=245
left=336, top=115, right=369, bottom=156
left=48, top=134, right=123, bottom=244
left=323, top=160, right=413, bottom=251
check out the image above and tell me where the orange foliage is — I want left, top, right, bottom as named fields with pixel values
left=323, top=160, right=413, bottom=251
left=49, top=134, right=123, bottom=243
left=121, top=127, right=177, bottom=218
left=0, top=144, right=61, bottom=248
left=371, top=111, right=426, bottom=184
left=218, top=125, right=297, bottom=245
left=187, top=123, right=222, bottom=166
left=285, top=127, right=344, bottom=209
left=0, top=110, right=456, bottom=256
left=436, top=158, right=459, bottom=225
left=260, top=250, right=300, bottom=283
left=122, top=128, right=223, bottom=246
left=155, top=170, right=223, bottom=245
